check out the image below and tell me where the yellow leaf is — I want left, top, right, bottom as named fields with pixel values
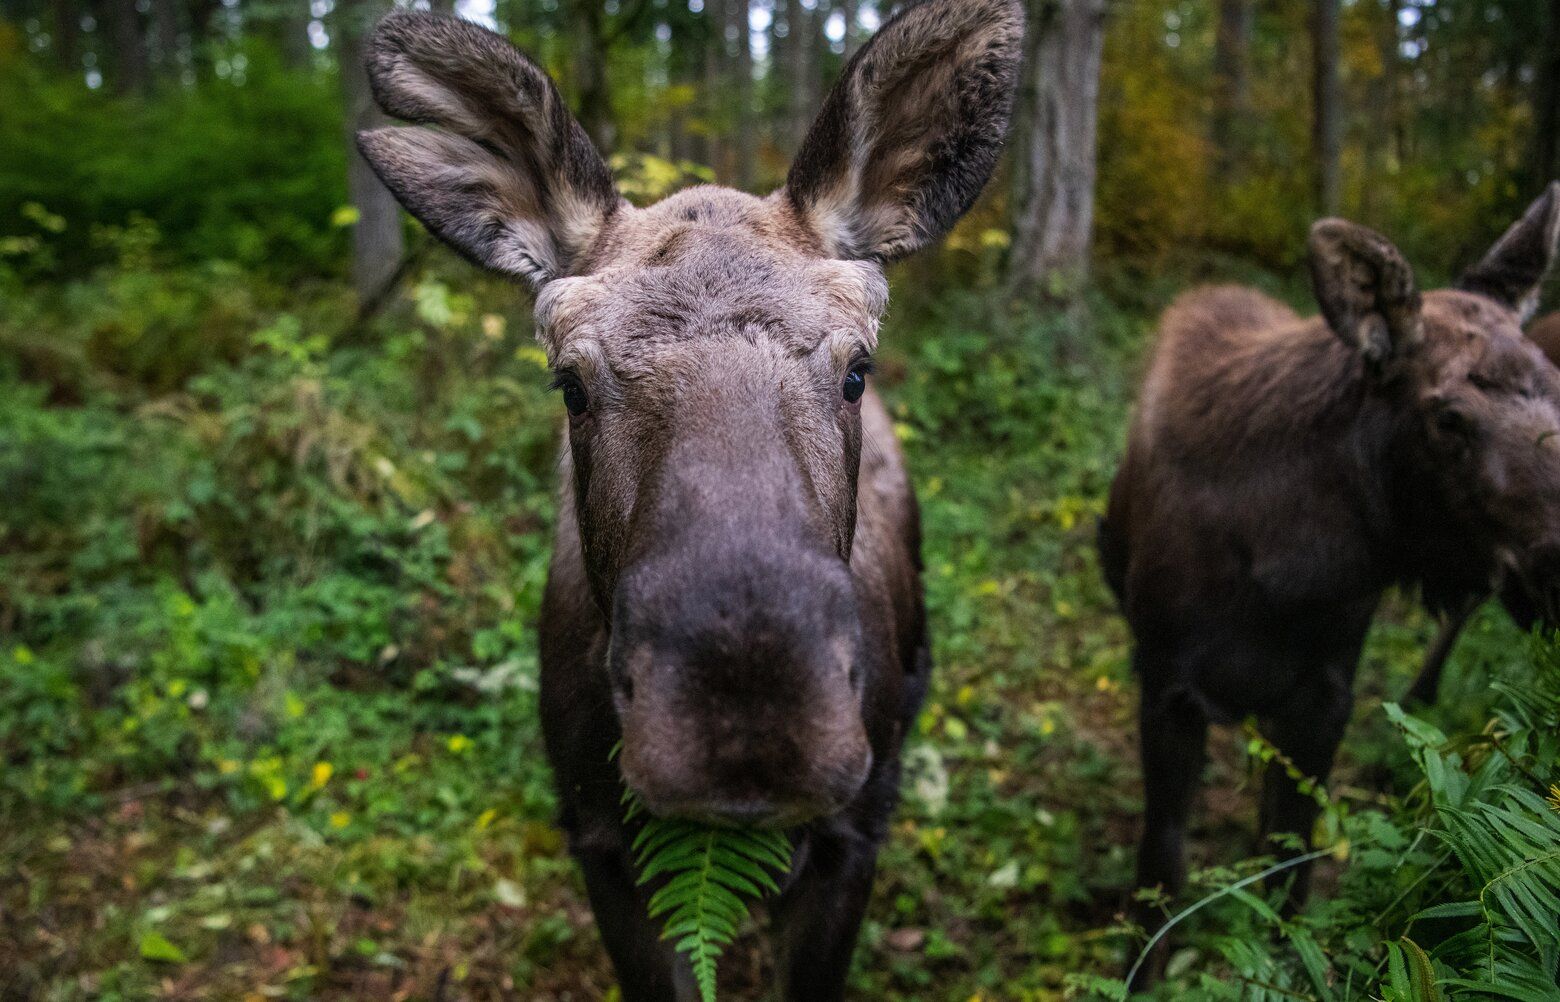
left=447, top=734, right=472, bottom=754
left=330, top=812, right=351, bottom=830
left=475, top=808, right=498, bottom=831
left=330, top=205, right=360, bottom=227
left=309, top=762, right=334, bottom=790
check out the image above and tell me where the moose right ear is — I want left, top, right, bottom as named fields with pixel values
left=355, top=12, right=621, bottom=290
left=1456, top=182, right=1560, bottom=323
left=1308, top=219, right=1423, bottom=372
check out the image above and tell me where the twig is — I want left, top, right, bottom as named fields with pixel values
left=1124, top=847, right=1332, bottom=989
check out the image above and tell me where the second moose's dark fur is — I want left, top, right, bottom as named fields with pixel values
left=1101, top=183, right=1560, bottom=983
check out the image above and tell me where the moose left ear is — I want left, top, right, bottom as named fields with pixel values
left=1457, top=181, right=1560, bottom=323
left=1308, top=218, right=1423, bottom=372
left=782, top=0, right=1024, bottom=262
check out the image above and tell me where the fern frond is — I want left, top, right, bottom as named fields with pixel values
left=625, top=802, right=793, bottom=1002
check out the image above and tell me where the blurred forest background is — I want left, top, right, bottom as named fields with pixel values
left=2, top=0, right=1560, bottom=1000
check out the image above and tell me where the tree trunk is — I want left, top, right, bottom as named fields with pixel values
left=1311, top=0, right=1342, bottom=215
left=1006, top=0, right=1106, bottom=304
left=109, top=0, right=150, bottom=96
left=729, top=0, right=755, bottom=189
left=337, top=0, right=404, bottom=305
left=841, top=0, right=859, bottom=57
left=1211, top=0, right=1251, bottom=181
left=570, top=1, right=614, bottom=152
left=785, top=0, right=811, bottom=149
left=1532, top=0, right=1560, bottom=188
left=55, top=0, right=81, bottom=74
left=705, top=0, right=728, bottom=178
left=262, top=0, right=313, bottom=70
left=186, top=0, right=220, bottom=79
left=151, top=0, right=180, bottom=77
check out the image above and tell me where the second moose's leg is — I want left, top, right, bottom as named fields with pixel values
left=1257, top=667, right=1355, bottom=911
left=1131, top=675, right=1210, bottom=987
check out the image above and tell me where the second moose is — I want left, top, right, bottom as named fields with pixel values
left=1101, top=184, right=1560, bottom=980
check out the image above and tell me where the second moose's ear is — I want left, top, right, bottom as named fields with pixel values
left=783, top=0, right=1025, bottom=262
left=355, top=12, right=622, bottom=290
left=1456, top=182, right=1560, bottom=324
left=1308, top=219, right=1423, bottom=374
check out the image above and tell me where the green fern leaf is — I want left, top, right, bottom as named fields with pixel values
left=625, top=797, right=793, bottom=1002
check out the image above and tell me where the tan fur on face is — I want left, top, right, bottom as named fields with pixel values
left=535, top=187, right=889, bottom=368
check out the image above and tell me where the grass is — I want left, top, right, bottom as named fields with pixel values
left=0, top=255, right=1534, bottom=1001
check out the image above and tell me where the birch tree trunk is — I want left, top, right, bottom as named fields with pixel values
left=337, top=0, right=404, bottom=306
left=1005, top=0, right=1106, bottom=305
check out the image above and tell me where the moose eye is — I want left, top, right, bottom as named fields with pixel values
left=842, top=363, right=870, bottom=404
left=554, top=374, right=590, bottom=417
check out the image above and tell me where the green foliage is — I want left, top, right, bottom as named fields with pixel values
left=0, top=42, right=346, bottom=280
left=1078, top=634, right=1560, bottom=1002
left=1, top=2, right=1555, bottom=992
left=630, top=809, right=793, bottom=1002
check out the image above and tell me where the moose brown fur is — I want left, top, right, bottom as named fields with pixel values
left=1100, top=184, right=1560, bottom=984
left=1405, top=306, right=1560, bottom=705
left=354, top=2, right=1024, bottom=998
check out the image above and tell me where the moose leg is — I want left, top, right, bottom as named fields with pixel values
left=577, top=847, right=696, bottom=1002
left=1404, top=597, right=1478, bottom=706
left=1130, top=685, right=1209, bottom=988
left=770, top=832, right=880, bottom=1002
left=1257, top=674, right=1353, bottom=911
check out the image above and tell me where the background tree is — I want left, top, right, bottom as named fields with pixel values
left=108, top=0, right=149, bottom=95
left=336, top=0, right=403, bottom=306
left=1311, top=0, right=1341, bottom=215
left=1006, top=0, right=1107, bottom=305
left=1212, top=0, right=1251, bottom=181
left=1532, top=0, right=1560, bottom=188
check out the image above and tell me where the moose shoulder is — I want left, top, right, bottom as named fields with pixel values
left=1100, top=183, right=1560, bottom=985
left=354, top=3, right=1023, bottom=999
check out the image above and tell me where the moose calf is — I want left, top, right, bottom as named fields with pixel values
left=354, top=3, right=1023, bottom=998
left=1100, top=184, right=1560, bottom=979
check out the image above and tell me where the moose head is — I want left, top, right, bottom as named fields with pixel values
left=1309, top=183, right=1560, bottom=621
left=357, top=0, right=1023, bottom=825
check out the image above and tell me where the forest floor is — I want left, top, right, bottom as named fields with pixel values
left=0, top=270, right=1525, bottom=1001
